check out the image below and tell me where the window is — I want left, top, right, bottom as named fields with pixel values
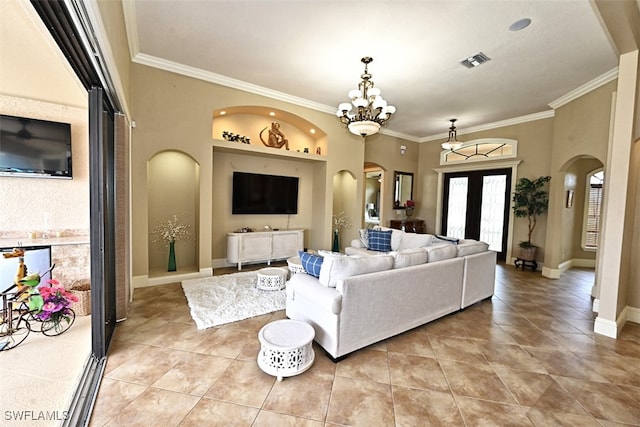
left=583, top=170, right=604, bottom=249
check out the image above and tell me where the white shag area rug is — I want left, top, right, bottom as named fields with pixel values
left=181, top=271, right=287, bottom=330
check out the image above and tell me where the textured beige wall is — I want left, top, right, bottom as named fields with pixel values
left=129, top=63, right=367, bottom=277
left=627, top=138, right=640, bottom=308
left=0, top=0, right=86, bottom=108
left=0, top=95, right=90, bottom=236
left=0, top=0, right=89, bottom=239
left=96, top=0, right=132, bottom=112
left=417, top=118, right=554, bottom=256
left=544, top=81, right=615, bottom=271
left=363, top=135, right=420, bottom=230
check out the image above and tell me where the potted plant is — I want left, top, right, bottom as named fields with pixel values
left=512, top=176, right=551, bottom=261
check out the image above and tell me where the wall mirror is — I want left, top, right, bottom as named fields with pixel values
left=393, top=171, right=413, bottom=209
left=364, top=171, right=382, bottom=226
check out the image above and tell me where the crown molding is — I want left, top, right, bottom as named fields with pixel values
left=548, top=67, right=619, bottom=109
left=419, top=110, right=555, bottom=143
left=121, top=0, right=139, bottom=60
left=133, top=53, right=419, bottom=141
left=133, top=53, right=337, bottom=116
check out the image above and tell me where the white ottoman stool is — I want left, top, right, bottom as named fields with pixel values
left=256, top=267, right=287, bottom=291
left=286, top=256, right=305, bottom=278
left=257, top=319, right=315, bottom=381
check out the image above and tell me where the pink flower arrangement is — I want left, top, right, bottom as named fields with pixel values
left=35, top=279, right=79, bottom=323
left=406, top=200, right=416, bottom=208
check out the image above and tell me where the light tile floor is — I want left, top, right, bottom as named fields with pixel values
left=0, top=314, right=92, bottom=427
left=89, top=263, right=640, bottom=426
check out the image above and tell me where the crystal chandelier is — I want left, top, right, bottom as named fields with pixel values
left=441, top=119, right=463, bottom=150
left=336, top=57, right=396, bottom=137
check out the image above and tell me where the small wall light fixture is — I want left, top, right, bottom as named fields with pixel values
left=400, top=145, right=406, bottom=155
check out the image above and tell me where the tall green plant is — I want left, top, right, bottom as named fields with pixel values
left=512, top=176, right=551, bottom=248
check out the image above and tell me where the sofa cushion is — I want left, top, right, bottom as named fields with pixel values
left=399, top=233, right=433, bottom=250
left=456, top=240, right=490, bottom=257
left=298, top=251, right=323, bottom=277
left=367, top=229, right=392, bottom=252
left=319, top=254, right=394, bottom=287
left=424, top=244, right=457, bottom=262
left=392, top=248, right=428, bottom=269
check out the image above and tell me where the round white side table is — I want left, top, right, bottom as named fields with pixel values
left=257, top=319, right=315, bottom=381
left=256, top=267, right=287, bottom=291
left=286, top=256, right=305, bottom=277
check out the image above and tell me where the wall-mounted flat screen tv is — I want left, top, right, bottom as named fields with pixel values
left=0, top=114, right=72, bottom=179
left=232, top=172, right=299, bottom=214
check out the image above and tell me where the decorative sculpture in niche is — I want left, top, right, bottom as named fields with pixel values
left=260, top=122, right=289, bottom=150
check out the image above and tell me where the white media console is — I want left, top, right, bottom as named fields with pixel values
left=227, top=229, right=304, bottom=270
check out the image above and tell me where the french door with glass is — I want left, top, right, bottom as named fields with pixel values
left=441, top=168, right=511, bottom=260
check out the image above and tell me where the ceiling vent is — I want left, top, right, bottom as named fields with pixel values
left=461, top=52, right=491, bottom=68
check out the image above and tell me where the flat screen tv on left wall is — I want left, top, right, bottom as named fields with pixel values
left=0, top=114, right=72, bottom=179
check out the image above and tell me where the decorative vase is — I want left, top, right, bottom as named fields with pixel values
left=168, top=240, right=177, bottom=272
left=332, top=230, right=340, bottom=252
left=406, top=206, right=414, bottom=217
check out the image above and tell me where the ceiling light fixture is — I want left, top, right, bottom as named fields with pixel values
left=336, top=57, right=396, bottom=137
left=441, top=119, right=463, bottom=150
left=509, top=18, right=532, bottom=31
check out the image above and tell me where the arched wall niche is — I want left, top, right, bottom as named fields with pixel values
left=212, top=106, right=328, bottom=155
left=147, top=150, right=199, bottom=276
left=332, top=169, right=357, bottom=251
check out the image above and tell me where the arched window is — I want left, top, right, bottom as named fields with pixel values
left=582, top=169, right=604, bottom=249
left=440, top=138, right=517, bottom=165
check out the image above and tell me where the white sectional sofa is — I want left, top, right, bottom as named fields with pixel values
left=285, top=228, right=496, bottom=360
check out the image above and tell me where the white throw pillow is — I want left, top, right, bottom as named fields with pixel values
left=399, top=233, right=433, bottom=250
left=319, top=254, right=393, bottom=287
left=392, top=248, right=428, bottom=268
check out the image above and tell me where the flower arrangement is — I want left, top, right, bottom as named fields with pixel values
left=406, top=200, right=416, bottom=208
left=332, top=211, right=352, bottom=233
left=34, top=279, right=78, bottom=325
left=153, top=214, right=191, bottom=246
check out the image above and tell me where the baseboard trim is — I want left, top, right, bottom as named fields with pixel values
left=593, top=305, right=640, bottom=338
left=132, top=268, right=213, bottom=288
left=594, top=315, right=620, bottom=338
left=542, top=258, right=596, bottom=278
left=627, top=305, right=640, bottom=324
left=592, top=298, right=600, bottom=313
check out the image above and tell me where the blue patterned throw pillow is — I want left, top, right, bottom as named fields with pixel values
left=298, top=251, right=323, bottom=278
left=367, top=229, right=392, bottom=252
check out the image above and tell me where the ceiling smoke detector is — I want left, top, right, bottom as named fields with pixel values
left=461, top=52, right=491, bottom=69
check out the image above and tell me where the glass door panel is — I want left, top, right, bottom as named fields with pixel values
left=442, top=168, right=511, bottom=260
left=480, top=175, right=506, bottom=251
left=446, top=177, right=468, bottom=239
